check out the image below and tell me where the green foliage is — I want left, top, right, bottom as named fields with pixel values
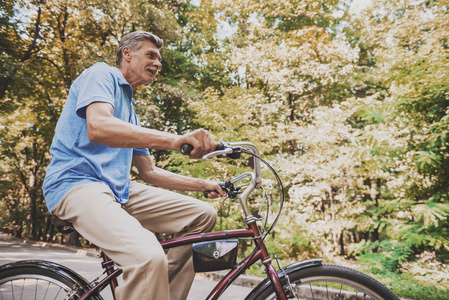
left=1, top=0, right=449, bottom=297
left=368, top=269, right=449, bottom=300
left=357, top=240, right=415, bottom=272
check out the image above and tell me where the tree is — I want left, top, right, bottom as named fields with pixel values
left=341, top=0, right=449, bottom=281
left=186, top=0, right=366, bottom=259
left=0, top=0, right=203, bottom=242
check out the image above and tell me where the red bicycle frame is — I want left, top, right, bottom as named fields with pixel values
left=79, top=220, right=287, bottom=300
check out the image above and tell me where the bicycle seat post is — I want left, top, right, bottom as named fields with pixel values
left=101, top=252, right=119, bottom=299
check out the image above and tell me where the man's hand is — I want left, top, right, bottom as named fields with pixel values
left=176, top=129, right=216, bottom=159
left=203, top=181, right=227, bottom=199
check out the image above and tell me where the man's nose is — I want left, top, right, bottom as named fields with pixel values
left=154, top=60, right=162, bottom=70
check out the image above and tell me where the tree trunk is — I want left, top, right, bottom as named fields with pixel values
left=339, top=229, right=345, bottom=256
left=288, top=92, right=298, bottom=153
left=43, top=216, right=52, bottom=242
left=26, top=161, right=38, bottom=241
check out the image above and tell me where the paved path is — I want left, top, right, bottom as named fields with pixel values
left=0, top=233, right=255, bottom=299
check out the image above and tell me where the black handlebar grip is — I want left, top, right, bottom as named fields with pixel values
left=180, top=142, right=225, bottom=156
left=180, top=143, right=194, bottom=155
left=215, top=142, right=226, bottom=151
left=204, top=182, right=228, bottom=198
left=203, top=190, right=214, bottom=198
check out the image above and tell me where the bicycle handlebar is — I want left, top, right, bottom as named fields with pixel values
left=180, top=141, right=263, bottom=220
left=180, top=142, right=226, bottom=156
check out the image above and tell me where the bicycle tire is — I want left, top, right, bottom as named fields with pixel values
left=0, top=260, right=101, bottom=300
left=250, top=264, right=400, bottom=300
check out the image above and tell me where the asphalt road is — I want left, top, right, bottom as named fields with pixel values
left=0, top=233, right=255, bottom=300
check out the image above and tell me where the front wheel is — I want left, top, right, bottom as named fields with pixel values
left=252, top=264, right=399, bottom=300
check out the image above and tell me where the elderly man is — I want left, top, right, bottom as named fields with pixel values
left=43, top=31, right=225, bottom=300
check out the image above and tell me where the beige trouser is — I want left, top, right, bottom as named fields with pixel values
left=52, top=181, right=217, bottom=300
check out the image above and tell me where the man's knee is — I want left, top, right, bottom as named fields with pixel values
left=148, top=249, right=168, bottom=269
left=123, top=236, right=168, bottom=270
left=137, top=246, right=168, bottom=271
left=200, top=204, right=217, bottom=232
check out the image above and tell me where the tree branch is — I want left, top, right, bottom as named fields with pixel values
left=21, top=1, right=42, bottom=62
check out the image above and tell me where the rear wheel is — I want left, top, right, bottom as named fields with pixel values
left=253, top=264, right=400, bottom=300
left=0, top=261, right=96, bottom=300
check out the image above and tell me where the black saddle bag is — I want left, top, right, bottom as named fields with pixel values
left=192, top=239, right=239, bottom=272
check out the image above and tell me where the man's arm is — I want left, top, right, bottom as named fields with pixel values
left=133, top=155, right=226, bottom=198
left=86, top=102, right=216, bottom=158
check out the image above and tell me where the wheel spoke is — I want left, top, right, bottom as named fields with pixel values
left=54, top=287, right=63, bottom=300
left=20, top=278, right=25, bottom=300
left=10, top=281, right=14, bottom=300
left=43, top=281, right=51, bottom=299
left=309, top=283, right=315, bottom=300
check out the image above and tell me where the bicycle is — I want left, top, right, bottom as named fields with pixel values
left=0, top=142, right=400, bottom=300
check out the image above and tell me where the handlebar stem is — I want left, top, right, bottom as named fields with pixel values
left=204, top=141, right=263, bottom=219
left=228, top=142, right=262, bottom=188
left=226, top=142, right=262, bottom=219
left=236, top=172, right=256, bottom=217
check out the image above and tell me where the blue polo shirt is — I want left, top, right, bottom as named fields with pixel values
left=43, top=62, right=150, bottom=213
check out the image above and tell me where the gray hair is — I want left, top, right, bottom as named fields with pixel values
left=116, top=31, right=164, bottom=67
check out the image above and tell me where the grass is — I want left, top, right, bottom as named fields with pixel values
left=365, top=271, right=449, bottom=300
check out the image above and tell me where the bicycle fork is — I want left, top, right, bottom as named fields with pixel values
left=246, top=220, right=288, bottom=300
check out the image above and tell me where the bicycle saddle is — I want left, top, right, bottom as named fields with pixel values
left=51, top=215, right=76, bottom=234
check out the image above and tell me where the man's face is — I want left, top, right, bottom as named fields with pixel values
left=127, top=40, right=162, bottom=87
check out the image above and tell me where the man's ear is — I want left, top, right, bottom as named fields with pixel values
left=122, top=46, right=133, bottom=62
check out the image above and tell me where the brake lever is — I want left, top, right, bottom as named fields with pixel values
left=202, top=148, right=234, bottom=160
left=203, top=146, right=242, bottom=160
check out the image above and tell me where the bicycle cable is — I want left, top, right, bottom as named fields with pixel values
left=231, top=149, right=285, bottom=272
left=258, top=186, right=270, bottom=235
left=241, top=149, right=284, bottom=238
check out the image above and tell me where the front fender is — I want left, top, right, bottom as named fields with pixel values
left=245, top=258, right=323, bottom=300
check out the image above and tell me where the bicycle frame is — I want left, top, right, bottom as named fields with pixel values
left=80, top=223, right=286, bottom=300
left=79, top=142, right=288, bottom=300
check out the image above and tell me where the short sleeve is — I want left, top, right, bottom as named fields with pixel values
left=133, top=148, right=150, bottom=156
left=75, top=63, right=116, bottom=118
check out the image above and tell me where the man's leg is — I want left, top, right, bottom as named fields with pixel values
left=123, top=181, right=217, bottom=300
left=52, top=182, right=169, bottom=300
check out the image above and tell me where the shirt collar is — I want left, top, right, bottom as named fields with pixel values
left=111, top=67, right=136, bottom=105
